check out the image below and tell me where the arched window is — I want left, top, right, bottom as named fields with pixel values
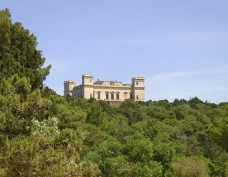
left=106, top=92, right=109, bottom=100
left=116, top=92, right=120, bottom=100
left=97, top=91, right=101, bottom=99
left=111, top=92, right=114, bottom=100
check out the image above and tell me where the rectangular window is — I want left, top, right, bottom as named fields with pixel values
left=97, top=92, right=100, bottom=99
left=137, top=95, right=139, bottom=100
left=111, top=93, right=114, bottom=100
left=106, top=93, right=109, bottom=100
left=116, top=94, right=119, bottom=100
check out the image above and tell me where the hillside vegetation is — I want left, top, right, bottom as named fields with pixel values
left=0, top=9, right=227, bottom=177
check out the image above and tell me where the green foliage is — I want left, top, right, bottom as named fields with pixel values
left=135, top=161, right=163, bottom=177
left=0, top=9, right=51, bottom=90
left=172, top=156, right=210, bottom=177
left=124, top=133, right=154, bottom=163
left=210, top=114, right=228, bottom=152
left=1, top=118, right=100, bottom=177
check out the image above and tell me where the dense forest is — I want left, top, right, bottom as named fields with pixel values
left=0, top=9, right=227, bottom=177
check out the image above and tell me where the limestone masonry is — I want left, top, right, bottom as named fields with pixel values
left=64, top=74, right=145, bottom=105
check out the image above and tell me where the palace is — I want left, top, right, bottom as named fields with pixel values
left=64, top=74, right=145, bottom=105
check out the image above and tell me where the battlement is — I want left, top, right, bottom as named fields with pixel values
left=94, top=80, right=125, bottom=87
left=132, top=77, right=144, bottom=80
left=82, top=74, right=93, bottom=77
left=64, top=80, right=76, bottom=83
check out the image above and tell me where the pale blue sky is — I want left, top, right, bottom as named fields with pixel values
left=1, top=0, right=228, bottom=103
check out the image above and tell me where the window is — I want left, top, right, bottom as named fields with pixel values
left=137, top=95, right=139, bottom=100
left=111, top=93, right=114, bottom=100
left=97, top=92, right=101, bottom=99
left=116, top=93, right=119, bottom=100
left=136, top=81, right=138, bottom=85
left=106, top=92, right=109, bottom=100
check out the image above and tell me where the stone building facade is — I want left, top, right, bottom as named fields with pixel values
left=64, top=74, right=145, bottom=105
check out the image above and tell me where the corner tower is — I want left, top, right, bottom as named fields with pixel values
left=64, top=80, right=76, bottom=96
left=132, top=77, right=145, bottom=101
left=82, top=74, right=94, bottom=99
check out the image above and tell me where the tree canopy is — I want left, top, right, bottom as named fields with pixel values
left=0, top=8, right=51, bottom=90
